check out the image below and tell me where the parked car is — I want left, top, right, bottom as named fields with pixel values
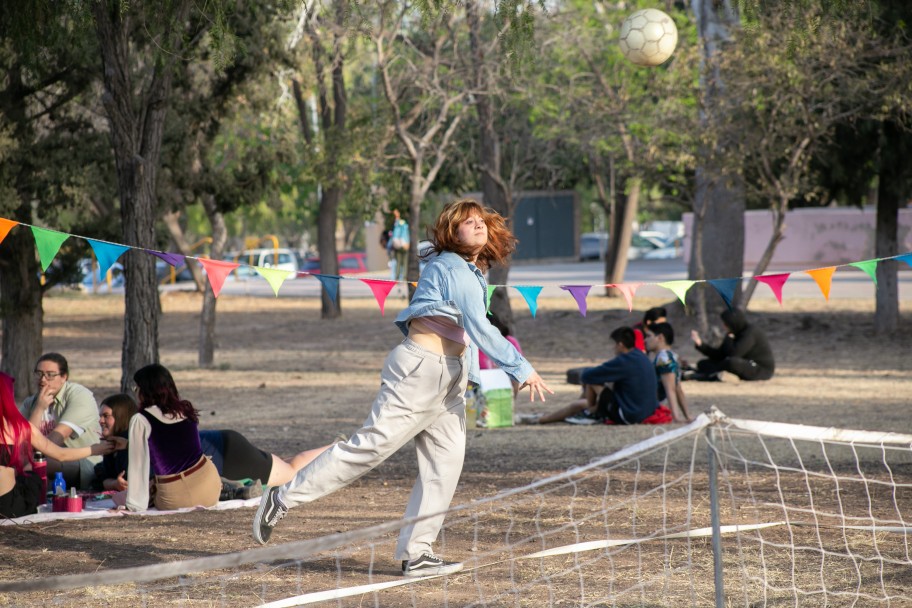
left=580, top=232, right=609, bottom=261
left=628, top=231, right=668, bottom=259
left=579, top=231, right=666, bottom=261
left=224, top=248, right=299, bottom=280
left=300, top=252, right=368, bottom=275
left=79, top=259, right=124, bottom=293
left=642, top=236, right=685, bottom=260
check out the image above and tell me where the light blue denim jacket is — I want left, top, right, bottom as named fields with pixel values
left=395, top=251, right=534, bottom=386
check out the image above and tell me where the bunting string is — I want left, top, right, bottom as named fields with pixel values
left=3, top=217, right=911, bottom=317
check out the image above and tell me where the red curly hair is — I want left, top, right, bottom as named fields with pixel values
left=427, top=199, right=517, bottom=271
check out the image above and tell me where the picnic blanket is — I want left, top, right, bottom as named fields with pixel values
left=1, top=495, right=261, bottom=526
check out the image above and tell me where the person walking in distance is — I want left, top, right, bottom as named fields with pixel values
left=252, top=199, right=553, bottom=578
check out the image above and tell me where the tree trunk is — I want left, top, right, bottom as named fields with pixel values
left=93, top=1, right=191, bottom=389
left=741, top=204, right=787, bottom=309
left=318, top=184, right=343, bottom=319
left=162, top=209, right=206, bottom=291
left=0, top=212, right=43, bottom=400
left=604, top=177, right=641, bottom=294
left=199, top=195, right=228, bottom=367
left=467, top=0, right=514, bottom=332
left=874, top=189, right=899, bottom=334
left=688, top=0, right=745, bottom=320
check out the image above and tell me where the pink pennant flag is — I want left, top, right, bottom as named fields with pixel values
left=607, top=283, right=641, bottom=312
left=0, top=218, right=19, bottom=245
left=755, top=273, right=790, bottom=306
left=805, top=267, right=836, bottom=301
left=361, top=279, right=396, bottom=316
left=560, top=285, right=592, bottom=317
left=197, top=258, right=239, bottom=298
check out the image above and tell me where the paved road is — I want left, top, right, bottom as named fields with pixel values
left=180, top=257, right=911, bottom=302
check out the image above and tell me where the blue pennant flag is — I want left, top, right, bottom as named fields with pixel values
left=314, top=274, right=340, bottom=304
left=514, top=286, right=543, bottom=318
left=87, top=239, right=130, bottom=277
left=708, top=278, right=742, bottom=310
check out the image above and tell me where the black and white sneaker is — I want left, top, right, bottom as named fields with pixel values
left=252, top=486, right=287, bottom=545
left=401, top=552, right=463, bottom=577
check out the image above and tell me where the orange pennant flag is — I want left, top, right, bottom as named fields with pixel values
left=805, top=267, right=836, bottom=301
left=0, top=218, right=19, bottom=245
left=197, top=258, right=239, bottom=298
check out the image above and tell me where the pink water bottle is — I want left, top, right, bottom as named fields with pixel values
left=33, top=450, right=48, bottom=499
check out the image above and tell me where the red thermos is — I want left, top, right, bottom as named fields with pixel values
left=33, top=450, right=48, bottom=499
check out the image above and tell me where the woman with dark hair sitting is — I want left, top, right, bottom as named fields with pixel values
left=93, top=393, right=136, bottom=492
left=125, top=364, right=221, bottom=512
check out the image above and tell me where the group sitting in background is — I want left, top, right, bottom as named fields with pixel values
left=687, top=309, right=775, bottom=382
left=517, top=327, right=658, bottom=426
left=1, top=355, right=338, bottom=519
left=1, top=372, right=118, bottom=519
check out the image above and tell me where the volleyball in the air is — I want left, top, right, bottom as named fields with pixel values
left=619, top=8, right=678, bottom=67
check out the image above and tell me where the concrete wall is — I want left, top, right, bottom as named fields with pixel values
left=683, top=207, right=912, bottom=269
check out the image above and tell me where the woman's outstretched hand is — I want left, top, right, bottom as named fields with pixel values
left=519, top=372, right=554, bottom=402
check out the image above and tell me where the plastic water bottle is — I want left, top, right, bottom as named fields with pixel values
left=33, top=451, right=48, bottom=498
left=53, top=471, right=67, bottom=496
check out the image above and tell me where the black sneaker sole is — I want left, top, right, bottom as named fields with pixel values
left=252, top=487, right=280, bottom=545
left=402, top=562, right=464, bottom=577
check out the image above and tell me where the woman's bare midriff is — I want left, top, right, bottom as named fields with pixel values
left=408, top=318, right=466, bottom=356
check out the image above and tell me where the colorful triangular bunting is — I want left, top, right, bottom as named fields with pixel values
left=255, top=266, right=294, bottom=296
left=755, top=273, right=790, bottom=306
left=805, top=267, right=836, bottom=301
left=514, top=285, right=543, bottom=318
left=486, top=285, right=497, bottom=311
left=314, top=274, right=340, bottom=304
left=150, top=251, right=186, bottom=268
left=30, top=226, right=70, bottom=272
left=849, top=259, right=879, bottom=285
left=87, top=239, right=129, bottom=278
left=707, top=278, right=742, bottom=311
left=608, top=283, right=641, bottom=312
left=361, top=279, right=396, bottom=316
left=658, top=280, right=695, bottom=306
left=197, top=258, right=239, bottom=298
left=560, top=285, right=591, bottom=317
left=0, top=218, right=19, bottom=245
left=897, top=253, right=912, bottom=269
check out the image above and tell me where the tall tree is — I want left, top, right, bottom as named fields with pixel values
left=0, top=9, right=111, bottom=398
left=373, top=0, right=469, bottom=288
left=91, top=0, right=199, bottom=388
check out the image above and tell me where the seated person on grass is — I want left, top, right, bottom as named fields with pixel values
left=644, top=322, right=691, bottom=423
left=688, top=309, right=775, bottom=382
left=518, top=327, right=657, bottom=425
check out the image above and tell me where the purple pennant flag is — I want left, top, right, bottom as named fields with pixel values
left=560, top=285, right=592, bottom=317
left=149, top=251, right=186, bottom=268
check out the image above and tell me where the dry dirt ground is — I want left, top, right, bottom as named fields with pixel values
left=1, top=291, right=911, bottom=607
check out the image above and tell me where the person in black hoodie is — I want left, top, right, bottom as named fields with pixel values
left=688, top=309, right=775, bottom=381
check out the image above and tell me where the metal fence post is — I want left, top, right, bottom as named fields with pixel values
left=707, top=426, right=725, bottom=608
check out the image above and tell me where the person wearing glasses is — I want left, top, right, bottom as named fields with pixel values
left=19, top=353, right=102, bottom=490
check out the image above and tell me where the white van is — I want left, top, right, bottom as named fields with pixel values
left=226, top=248, right=299, bottom=279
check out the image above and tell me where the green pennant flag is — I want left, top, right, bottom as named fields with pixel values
left=657, top=280, right=695, bottom=306
left=849, top=259, right=879, bottom=286
left=30, top=226, right=70, bottom=272
left=255, top=267, right=294, bottom=296
left=487, top=284, right=497, bottom=311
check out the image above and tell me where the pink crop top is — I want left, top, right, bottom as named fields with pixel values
left=414, top=316, right=470, bottom=346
